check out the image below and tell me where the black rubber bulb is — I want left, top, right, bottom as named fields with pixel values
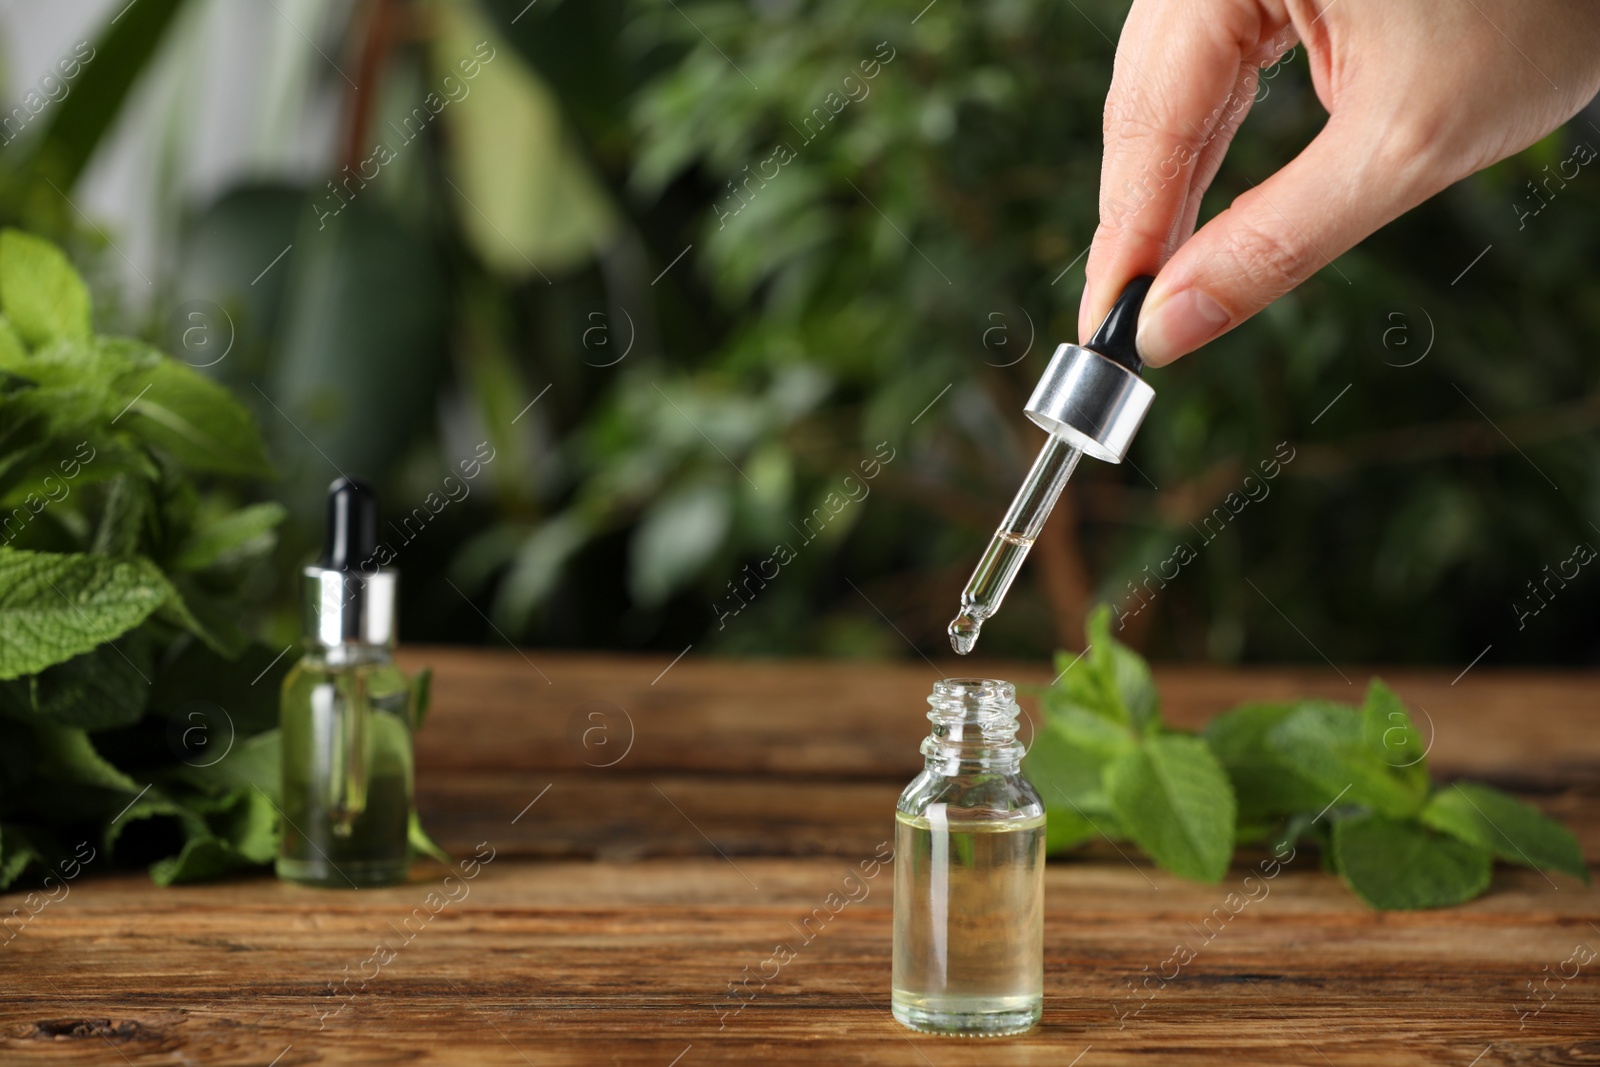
left=321, top=477, right=378, bottom=570
left=1085, top=274, right=1156, bottom=374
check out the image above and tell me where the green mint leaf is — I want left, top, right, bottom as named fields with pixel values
left=1276, top=811, right=1331, bottom=857
left=170, top=731, right=281, bottom=800
left=1204, top=702, right=1331, bottom=819
left=105, top=786, right=207, bottom=855
left=171, top=501, right=287, bottom=572
left=1042, top=806, right=1099, bottom=853
left=1105, top=733, right=1236, bottom=883
left=115, top=785, right=278, bottom=884
left=161, top=577, right=249, bottom=659
left=0, top=334, right=144, bottom=374
left=90, top=474, right=153, bottom=557
left=0, top=315, right=26, bottom=365
left=1332, top=814, right=1491, bottom=909
left=149, top=835, right=257, bottom=886
left=1024, top=716, right=1117, bottom=808
left=1109, top=642, right=1159, bottom=735
left=113, top=355, right=274, bottom=479
left=1024, top=721, right=1118, bottom=852
left=1266, top=700, right=1428, bottom=818
left=0, top=230, right=92, bottom=347
left=0, top=548, right=170, bottom=679
left=0, top=628, right=151, bottom=731
left=210, top=787, right=277, bottom=864
left=1088, top=603, right=1161, bottom=732
left=1045, top=604, right=1158, bottom=733
left=1420, top=782, right=1588, bottom=884
left=1042, top=647, right=1100, bottom=715
left=409, top=810, right=451, bottom=864
left=1359, top=679, right=1430, bottom=796
left=1046, top=640, right=1122, bottom=727
left=0, top=337, right=142, bottom=437
left=0, top=823, right=43, bottom=890
left=45, top=434, right=160, bottom=490
left=33, top=722, right=141, bottom=792
left=1042, top=702, right=1138, bottom=760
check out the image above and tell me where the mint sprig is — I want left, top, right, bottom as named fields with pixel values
left=0, top=229, right=305, bottom=889
left=1025, top=605, right=1589, bottom=907
left=1025, top=606, right=1233, bottom=883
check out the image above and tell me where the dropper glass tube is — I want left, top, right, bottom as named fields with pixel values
left=948, top=434, right=1082, bottom=654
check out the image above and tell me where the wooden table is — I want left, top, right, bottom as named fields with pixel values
left=3, top=650, right=1597, bottom=1065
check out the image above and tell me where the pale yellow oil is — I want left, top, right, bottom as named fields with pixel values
left=891, top=809, right=1045, bottom=1035
left=277, top=656, right=414, bottom=887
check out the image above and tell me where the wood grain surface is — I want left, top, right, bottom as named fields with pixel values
left=2, top=648, right=1596, bottom=1065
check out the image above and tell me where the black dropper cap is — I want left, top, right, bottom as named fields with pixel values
left=1085, top=274, right=1155, bottom=374
left=320, top=477, right=378, bottom=571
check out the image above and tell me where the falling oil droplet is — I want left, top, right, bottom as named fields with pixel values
left=948, top=613, right=980, bottom=655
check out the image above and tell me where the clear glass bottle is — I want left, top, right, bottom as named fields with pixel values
left=277, top=478, right=414, bottom=888
left=892, top=678, right=1045, bottom=1036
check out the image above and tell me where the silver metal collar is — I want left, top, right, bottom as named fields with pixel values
left=302, top=566, right=398, bottom=648
left=1023, top=342, right=1156, bottom=464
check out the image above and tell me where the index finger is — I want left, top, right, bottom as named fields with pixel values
left=1077, top=0, right=1287, bottom=342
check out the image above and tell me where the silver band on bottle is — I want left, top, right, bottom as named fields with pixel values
left=301, top=566, right=398, bottom=648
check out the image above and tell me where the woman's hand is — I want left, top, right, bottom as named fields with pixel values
left=1078, top=0, right=1600, bottom=366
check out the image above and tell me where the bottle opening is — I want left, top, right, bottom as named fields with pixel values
left=932, top=678, right=1016, bottom=704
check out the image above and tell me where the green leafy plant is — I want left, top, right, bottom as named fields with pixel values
left=1025, top=606, right=1588, bottom=908
left=0, top=229, right=434, bottom=888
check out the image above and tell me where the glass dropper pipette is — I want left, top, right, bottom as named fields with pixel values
left=948, top=436, right=1081, bottom=653
left=949, top=276, right=1159, bottom=655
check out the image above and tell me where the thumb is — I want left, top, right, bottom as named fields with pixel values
left=1135, top=113, right=1437, bottom=366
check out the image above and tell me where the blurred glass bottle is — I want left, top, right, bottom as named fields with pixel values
left=892, top=678, right=1045, bottom=1036
left=277, top=478, right=414, bottom=888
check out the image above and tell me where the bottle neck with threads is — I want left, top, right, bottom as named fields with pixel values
left=921, top=678, right=1025, bottom=776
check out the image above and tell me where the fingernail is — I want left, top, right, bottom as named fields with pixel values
left=1137, top=289, right=1230, bottom=366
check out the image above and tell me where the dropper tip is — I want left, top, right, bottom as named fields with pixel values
left=948, top=613, right=981, bottom=655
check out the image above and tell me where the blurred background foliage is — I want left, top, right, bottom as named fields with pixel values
left=2, top=0, right=1598, bottom=666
